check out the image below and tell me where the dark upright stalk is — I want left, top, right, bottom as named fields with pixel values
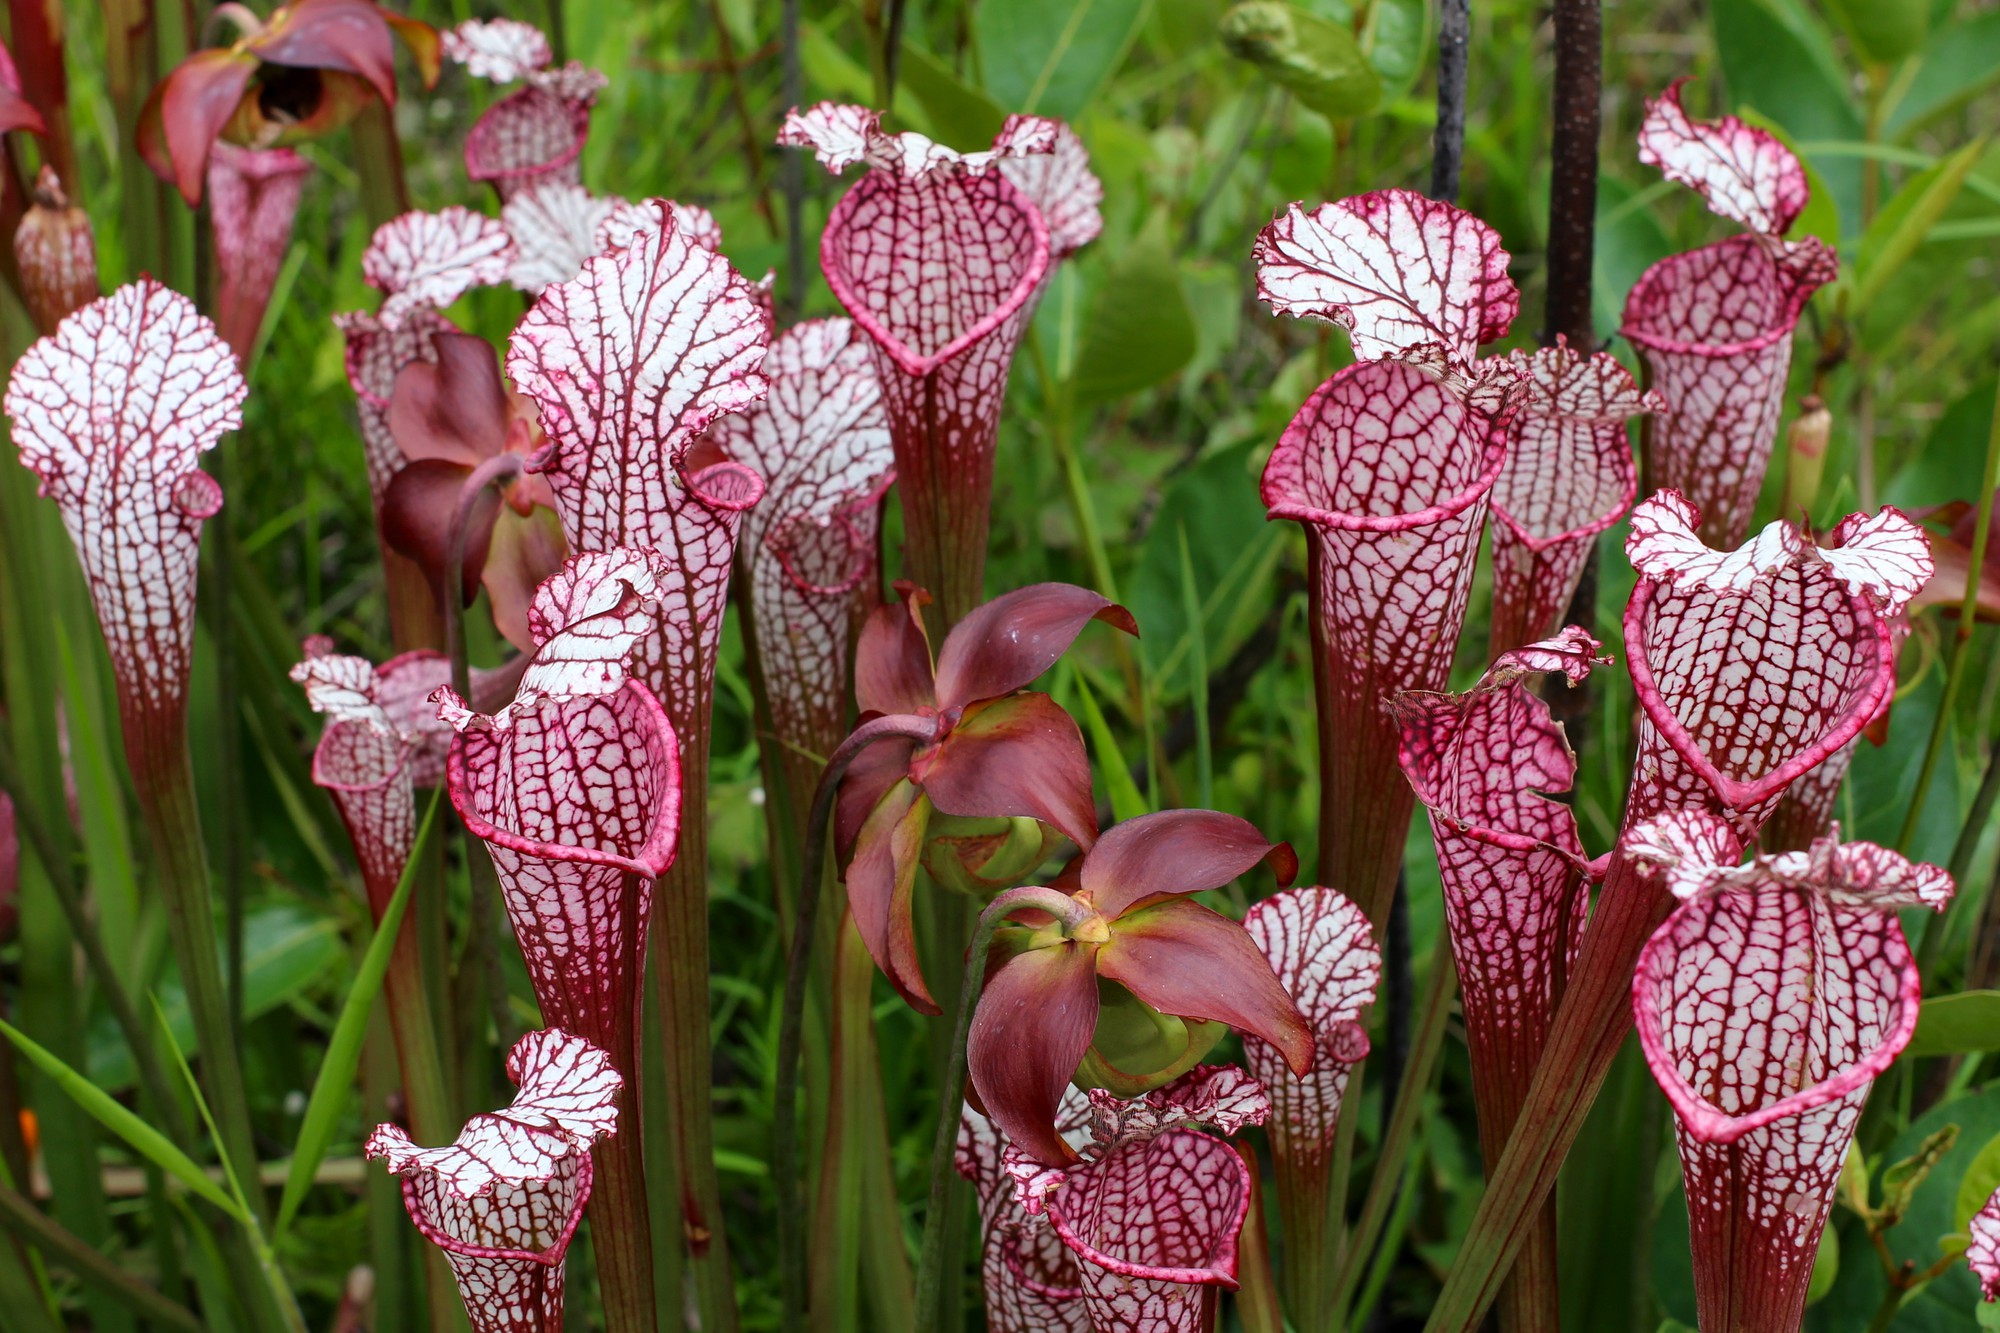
left=1431, top=0, right=1471, bottom=202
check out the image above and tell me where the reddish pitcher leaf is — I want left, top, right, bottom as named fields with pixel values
left=368, top=1028, right=619, bottom=1333
left=207, top=144, right=313, bottom=367
left=4, top=279, right=247, bottom=774
left=1487, top=341, right=1660, bottom=652
left=959, top=1099, right=1091, bottom=1333
left=1253, top=189, right=1517, bottom=364
left=502, top=182, right=651, bottom=294
left=996, top=116, right=1103, bottom=259
left=1631, top=822, right=1949, bottom=1332
left=1262, top=355, right=1511, bottom=923
left=463, top=53, right=608, bottom=202
left=335, top=307, right=458, bottom=505
left=708, top=318, right=893, bottom=811
left=1240, top=888, right=1379, bottom=1182
left=1637, top=79, right=1809, bottom=237
left=783, top=100, right=1055, bottom=623
left=1391, top=635, right=1601, bottom=1166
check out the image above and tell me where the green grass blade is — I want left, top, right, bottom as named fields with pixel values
left=276, top=786, right=445, bottom=1238
left=1177, top=523, right=1213, bottom=809
left=0, top=1017, right=246, bottom=1222
left=1064, top=660, right=1149, bottom=822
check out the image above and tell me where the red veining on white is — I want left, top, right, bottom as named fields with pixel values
left=1637, top=79, right=1809, bottom=236
left=444, top=18, right=552, bottom=83
left=363, top=207, right=516, bottom=326
left=207, top=143, right=313, bottom=365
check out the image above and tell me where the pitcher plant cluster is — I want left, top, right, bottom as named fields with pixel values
left=0, top=6, right=1995, bottom=1333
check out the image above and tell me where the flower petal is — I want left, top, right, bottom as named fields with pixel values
left=388, top=331, right=511, bottom=466
left=251, top=0, right=402, bottom=106
left=207, top=145, right=313, bottom=366
left=968, top=941, right=1102, bottom=1166
left=482, top=506, right=570, bottom=654
left=380, top=457, right=489, bottom=605
left=934, top=582, right=1138, bottom=708
left=1079, top=809, right=1292, bottom=920
left=923, top=693, right=1098, bottom=851
left=854, top=588, right=937, bottom=717
left=843, top=778, right=937, bottom=1013
left=1097, top=900, right=1311, bottom=1077
left=148, top=49, right=258, bottom=205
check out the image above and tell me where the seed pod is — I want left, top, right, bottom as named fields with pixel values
left=14, top=166, right=97, bottom=335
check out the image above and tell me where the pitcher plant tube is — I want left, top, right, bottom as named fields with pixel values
left=1620, top=79, right=1837, bottom=547
left=1420, top=490, right=1933, bottom=1333
left=447, top=19, right=608, bottom=204
left=1629, top=816, right=1951, bottom=1333
left=367, top=1028, right=622, bottom=1333
left=1254, top=187, right=1525, bottom=927
left=207, top=143, right=313, bottom=367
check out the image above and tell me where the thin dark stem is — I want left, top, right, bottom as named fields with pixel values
left=1543, top=0, right=1602, bottom=349
left=776, top=713, right=940, bottom=1333
left=1430, top=0, right=1471, bottom=202
left=780, top=0, right=806, bottom=321
left=882, top=0, right=910, bottom=104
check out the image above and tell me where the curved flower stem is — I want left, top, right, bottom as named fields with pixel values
left=442, top=454, right=525, bottom=695
left=1897, top=383, right=1997, bottom=850
left=777, top=714, right=940, bottom=1333
left=913, top=887, right=1093, bottom=1324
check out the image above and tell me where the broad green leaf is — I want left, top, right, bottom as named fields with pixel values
left=1885, top=10, right=2000, bottom=136
left=1823, top=0, right=1929, bottom=64
left=1593, top=176, right=1676, bottom=341
left=0, top=1016, right=246, bottom=1221
left=1063, top=660, right=1149, bottom=823
left=1360, top=0, right=1430, bottom=106
left=976, top=0, right=1150, bottom=120
left=277, top=788, right=443, bottom=1237
left=1737, top=109, right=1841, bottom=247
left=1905, top=990, right=2000, bottom=1059
left=1953, top=1130, right=2000, bottom=1232
left=1710, top=0, right=1865, bottom=224
left=898, top=45, right=1007, bottom=149
left=1850, top=136, right=1991, bottom=314
left=1887, top=379, right=1997, bottom=509
left=1219, top=2, right=1381, bottom=120
left=1069, top=211, right=1198, bottom=405
left=1841, top=1139, right=1873, bottom=1217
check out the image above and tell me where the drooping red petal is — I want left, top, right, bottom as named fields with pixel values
left=933, top=582, right=1138, bottom=709
left=854, top=589, right=937, bottom=717
left=1623, top=492, right=1928, bottom=834
left=1972, top=1189, right=2000, bottom=1302
left=388, top=331, right=510, bottom=466
left=797, top=106, right=1053, bottom=624
left=367, top=1029, right=618, bottom=1333
left=922, top=693, right=1099, bottom=852
left=1096, top=899, right=1311, bottom=1076
left=707, top=318, right=895, bottom=810
left=1261, top=356, right=1510, bottom=923
left=1620, top=235, right=1836, bottom=547
left=1240, top=888, right=1379, bottom=1181
left=363, top=207, right=515, bottom=326
left=1637, top=79, right=1809, bottom=236
left=4, top=279, right=247, bottom=774
left=335, top=307, right=458, bottom=506
left=1079, top=809, right=1291, bottom=920
left=381, top=457, right=489, bottom=603
left=147, top=49, right=258, bottom=205
left=443, top=17, right=551, bottom=82
left=483, top=506, right=570, bottom=655
left=833, top=733, right=918, bottom=862
left=1045, top=1129, right=1250, bottom=1329
left=1390, top=643, right=1596, bottom=1168
left=1252, top=189, right=1518, bottom=364
left=465, top=84, right=593, bottom=202
left=1631, top=824, right=1947, bottom=1332
left=1487, top=340, right=1659, bottom=653
left=0, top=38, right=44, bottom=138
left=957, top=1103, right=1089, bottom=1332
left=205, top=144, right=312, bottom=367
left=249, top=0, right=401, bottom=106
left=968, top=941, right=1102, bottom=1166
left=995, top=116, right=1103, bottom=260
left=842, top=777, right=936, bottom=1012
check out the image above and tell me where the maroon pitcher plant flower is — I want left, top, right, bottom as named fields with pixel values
left=967, top=808, right=1309, bottom=1167
left=1432, top=490, right=1934, bottom=1329
left=0, top=38, right=43, bottom=139
left=1253, top=187, right=1524, bottom=927
left=504, top=198, right=769, bottom=1320
left=1239, top=885, right=1380, bottom=1321
left=780, top=103, right=1075, bottom=627
left=368, top=1028, right=621, bottom=1333
left=835, top=581, right=1137, bottom=1013
left=437, top=546, right=682, bottom=1333
left=1620, top=80, right=1838, bottom=547
left=1390, top=626, right=1607, bottom=1327
left=1486, top=342, right=1661, bottom=653
left=960, top=1067, right=1271, bottom=1332
left=709, top=318, right=894, bottom=833
left=381, top=329, right=568, bottom=652
left=14, top=167, right=98, bottom=337
left=447, top=18, right=607, bottom=203
left=1628, top=815, right=1951, bottom=1333
left=139, top=0, right=440, bottom=206
left=207, top=142, right=312, bottom=367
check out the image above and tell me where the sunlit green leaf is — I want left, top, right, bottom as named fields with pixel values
left=1219, top=2, right=1381, bottom=120
left=1905, top=991, right=2000, bottom=1060
left=1068, top=210, right=1197, bottom=405
left=977, top=0, right=1149, bottom=120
